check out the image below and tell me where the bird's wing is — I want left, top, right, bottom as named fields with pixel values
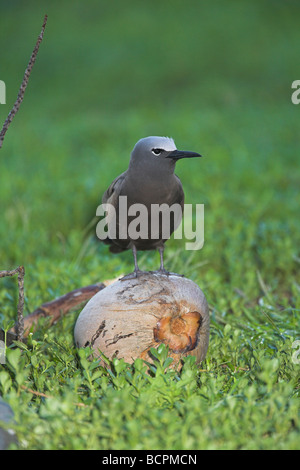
left=102, top=171, right=127, bottom=206
left=174, top=174, right=185, bottom=209
left=101, top=171, right=130, bottom=252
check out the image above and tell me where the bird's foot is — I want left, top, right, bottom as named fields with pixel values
left=119, top=270, right=151, bottom=281
left=154, top=268, right=185, bottom=278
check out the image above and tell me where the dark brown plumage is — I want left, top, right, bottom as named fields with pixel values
left=101, top=136, right=201, bottom=278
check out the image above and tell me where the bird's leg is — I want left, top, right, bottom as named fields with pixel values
left=119, top=245, right=149, bottom=281
left=156, top=245, right=184, bottom=277
left=158, top=245, right=167, bottom=274
left=132, top=244, right=140, bottom=274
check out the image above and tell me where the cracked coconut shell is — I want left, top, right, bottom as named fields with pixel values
left=74, top=273, right=209, bottom=366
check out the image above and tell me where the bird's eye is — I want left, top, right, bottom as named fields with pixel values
left=152, top=148, right=163, bottom=156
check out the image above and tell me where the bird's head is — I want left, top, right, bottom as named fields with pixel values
left=129, top=136, right=202, bottom=174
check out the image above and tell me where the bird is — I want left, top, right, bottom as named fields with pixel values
left=100, top=136, right=202, bottom=279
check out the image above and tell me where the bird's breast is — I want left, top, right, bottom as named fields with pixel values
left=120, top=176, right=182, bottom=207
left=107, top=174, right=184, bottom=249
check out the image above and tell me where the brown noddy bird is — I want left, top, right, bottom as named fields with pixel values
left=101, top=136, right=201, bottom=279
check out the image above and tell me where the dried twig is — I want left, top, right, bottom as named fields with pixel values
left=21, top=385, right=88, bottom=407
left=17, top=282, right=107, bottom=337
left=0, top=266, right=25, bottom=340
left=16, top=266, right=25, bottom=340
left=1, top=274, right=119, bottom=345
left=0, top=14, right=48, bottom=149
left=29, top=277, right=118, bottom=335
left=0, top=268, right=20, bottom=278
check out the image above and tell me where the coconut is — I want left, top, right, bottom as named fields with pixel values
left=74, top=273, right=209, bottom=366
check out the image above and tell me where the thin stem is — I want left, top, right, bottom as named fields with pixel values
left=0, top=266, right=25, bottom=341
left=17, top=266, right=25, bottom=340
left=0, top=14, right=48, bottom=149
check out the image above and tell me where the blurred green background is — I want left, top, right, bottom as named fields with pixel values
left=0, top=0, right=299, bottom=451
left=0, top=0, right=299, bottom=310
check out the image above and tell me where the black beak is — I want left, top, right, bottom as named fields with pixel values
left=166, top=149, right=202, bottom=160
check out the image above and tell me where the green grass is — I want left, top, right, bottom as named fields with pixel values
left=0, top=0, right=299, bottom=450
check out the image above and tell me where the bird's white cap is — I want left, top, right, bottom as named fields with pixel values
left=133, top=136, right=177, bottom=153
